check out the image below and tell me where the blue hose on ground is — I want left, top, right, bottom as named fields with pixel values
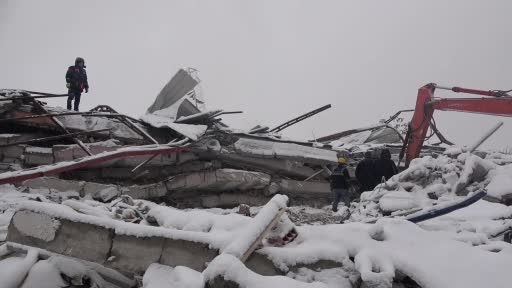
left=406, top=190, right=487, bottom=223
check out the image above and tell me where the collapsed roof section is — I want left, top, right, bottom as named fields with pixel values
left=0, top=68, right=420, bottom=208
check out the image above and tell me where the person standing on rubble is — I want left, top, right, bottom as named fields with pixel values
left=330, top=157, right=351, bottom=212
left=355, top=151, right=377, bottom=192
left=374, top=149, right=398, bottom=184
left=65, top=57, right=89, bottom=111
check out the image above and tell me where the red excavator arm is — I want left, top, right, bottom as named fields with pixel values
left=399, top=83, right=512, bottom=167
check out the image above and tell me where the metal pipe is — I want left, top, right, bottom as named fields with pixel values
left=270, top=104, right=332, bottom=133
left=304, top=169, right=325, bottom=182
left=406, top=190, right=487, bottom=223
left=0, top=94, right=69, bottom=102
left=0, top=112, right=92, bottom=123
left=434, top=84, right=508, bottom=97
left=0, top=128, right=111, bottom=147
left=468, top=121, right=504, bottom=153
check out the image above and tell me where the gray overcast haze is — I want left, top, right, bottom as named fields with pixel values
left=1, top=0, right=511, bottom=150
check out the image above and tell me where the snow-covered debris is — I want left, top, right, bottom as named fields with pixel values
left=140, top=113, right=207, bottom=140
left=453, top=153, right=495, bottom=195
left=0, top=249, right=38, bottom=288
left=222, top=194, right=289, bottom=258
left=486, top=164, right=512, bottom=198
left=143, top=263, right=203, bottom=288
left=203, top=254, right=328, bottom=288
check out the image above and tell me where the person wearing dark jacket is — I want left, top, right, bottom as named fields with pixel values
left=330, top=157, right=351, bottom=212
left=374, top=149, right=398, bottom=183
left=355, top=151, right=377, bottom=192
left=65, top=57, right=89, bottom=111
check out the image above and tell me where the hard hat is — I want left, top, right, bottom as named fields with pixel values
left=338, top=157, right=346, bottom=164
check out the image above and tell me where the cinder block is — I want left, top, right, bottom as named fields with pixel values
left=1, top=145, right=26, bottom=159
left=24, top=146, right=54, bottom=165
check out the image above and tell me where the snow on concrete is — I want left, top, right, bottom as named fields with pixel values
left=44, top=106, right=143, bottom=141
left=287, top=267, right=357, bottom=288
left=140, top=113, right=207, bottom=140
left=234, top=138, right=337, bottom=164
left=222, top=194, right=288, bottom=258
left=12, top=210, right=61, bottom=242
left=486, top=164, right=512, bottom=198
left=143, top=263, right=204, bottom=288
left=0, top=249, right=38, bottom=288
left=203, top=254, right=328, bottom=288
left=20, top=259, right=67, bottom=288
left=261, top=219, right=512, bottom=288
left=378, top=190, right=420, bottom=213
left=3, top=150, right=512, bottom=287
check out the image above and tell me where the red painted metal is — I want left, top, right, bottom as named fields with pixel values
left=403, top=83, right=512, bottom=166
left=0, top=145, right=188, bottom=185
left=404, top=84, right=436, bottom=167
left=432, top=97, right=512, bottom=116
left=450, top=86, right=502, bottom=97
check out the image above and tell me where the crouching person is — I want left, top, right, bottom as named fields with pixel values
left=330, top=157, right=351, bottom=212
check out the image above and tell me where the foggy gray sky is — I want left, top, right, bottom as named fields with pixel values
left=1, top=0, right=511, bottom=150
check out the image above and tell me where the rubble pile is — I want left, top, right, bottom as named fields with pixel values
left=0, top=68, right=356, bottom=208
left=2, top=69, right=512, bottom=288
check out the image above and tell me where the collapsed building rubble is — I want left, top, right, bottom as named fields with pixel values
left=2, top=71, right=512, bottom=287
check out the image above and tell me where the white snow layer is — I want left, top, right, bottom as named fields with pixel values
left=140, top=113, right=207, bottom=141
left=203, top=254, right=328, bottom=288
left=143, top=263, right=203, bottom=288
left=2, top=151, right=512, bottom=287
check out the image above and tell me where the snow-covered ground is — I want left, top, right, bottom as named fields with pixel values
left=1, top=151, right=512, bottom=287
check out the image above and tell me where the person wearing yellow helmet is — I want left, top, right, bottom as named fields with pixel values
left=330, top=156, right=351, bottom=212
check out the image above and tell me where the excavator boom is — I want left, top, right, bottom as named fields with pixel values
left=400, top=83, right=512, bottom=167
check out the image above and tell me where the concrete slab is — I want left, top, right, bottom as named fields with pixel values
left=159, top=238, right=218, bottom=272
left=166, top=169, right=271, bottom=193
left=124, top=183, right=167, bottom=199
left=22, top=177, right=85, bottom=193
left=276, top=179, right=330, bottom=197
left=7, top=210, right=113, bottom=264
left=108, top=234, right=165, bottom=274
